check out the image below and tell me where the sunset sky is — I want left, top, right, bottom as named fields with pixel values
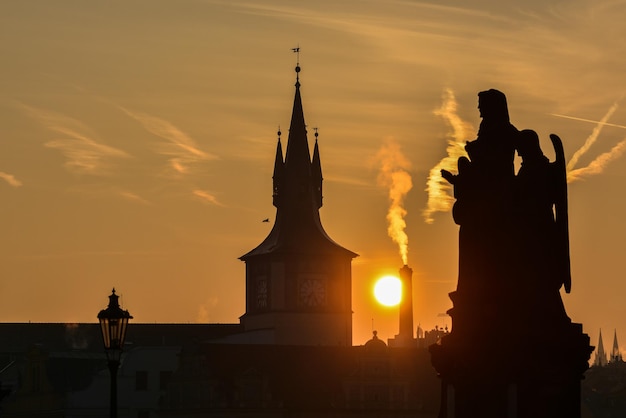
left=1, top=0, right=625, bottom=351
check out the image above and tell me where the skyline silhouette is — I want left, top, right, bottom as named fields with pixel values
left=0, top=0, right=625, bottom=349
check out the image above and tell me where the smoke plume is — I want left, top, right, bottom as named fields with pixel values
left=423, top=88, right=473, bottom=224
left=375, top=138, right=413, bottom=265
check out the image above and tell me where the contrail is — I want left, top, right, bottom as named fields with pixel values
left=564, top=102, right=620, bottom=171
left=375, top=138, right=413, bottom=265
left=423, top=88, right=473, bottom=224
left=551, top=113, right=626, bottom=131
left=568, top=139, right=626, bottom=183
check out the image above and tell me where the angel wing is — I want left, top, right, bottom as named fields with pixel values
left=550, top=134, right=572, bottom=293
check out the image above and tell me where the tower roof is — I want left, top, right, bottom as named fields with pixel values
left=240, top=65, right=357, bottom=260
left=611, top=329, right=623, bottom=363
left=594, top=329, right=608, bottom=367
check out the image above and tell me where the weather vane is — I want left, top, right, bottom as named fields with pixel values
left=291, top=46, right=300, bottom=66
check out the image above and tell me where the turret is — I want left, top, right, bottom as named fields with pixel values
left=272, top=129, right=284, bottom=207
left=311, top=129, right=323, bottom=209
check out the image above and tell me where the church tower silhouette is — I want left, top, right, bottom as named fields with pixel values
left=239, top=62, right=358, bottom=346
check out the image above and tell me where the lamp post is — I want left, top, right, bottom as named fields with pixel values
left=98, top=288, right=132, bottom=418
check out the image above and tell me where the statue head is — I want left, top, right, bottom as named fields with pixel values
left=478, top=89, right=510, bottom=123
left=517, top=129, right=544, bottom=161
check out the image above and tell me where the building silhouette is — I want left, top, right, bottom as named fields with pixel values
left=239, top=63, right=357, bottom=346
left=0, top=63, right=442, bottom=417
left=583, top=330, right=626, bottom=417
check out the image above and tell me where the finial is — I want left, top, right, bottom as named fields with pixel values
left=277, top=125, right=281, bottom=140
left=292, top=46, right=301, bottom=86
left=108, top=288, right=120, bottom=308
left=314, top=127, right=319, bottom=142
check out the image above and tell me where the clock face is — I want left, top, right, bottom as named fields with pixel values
left=299, top=278, right=326, bottom=307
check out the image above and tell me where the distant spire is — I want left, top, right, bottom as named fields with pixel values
left=611, top=329, right=623, bottom=363
left=594, top=329, right=608, bottom=367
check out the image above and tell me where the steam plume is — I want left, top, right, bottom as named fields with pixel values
left=423, top=88, right=473, bottom=223
left=375, top=138, right=413, bottom=265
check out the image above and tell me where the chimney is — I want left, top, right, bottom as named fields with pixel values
left=398, top=264, right=414, bottom=341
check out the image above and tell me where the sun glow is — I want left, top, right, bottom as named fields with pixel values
left=374, top=275, right=402, bottom=307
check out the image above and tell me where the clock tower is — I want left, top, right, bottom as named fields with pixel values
left=239, top=63, right=357, bottom=346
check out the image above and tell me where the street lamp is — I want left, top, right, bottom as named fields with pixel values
left=98, top=288, right=132, bottom=418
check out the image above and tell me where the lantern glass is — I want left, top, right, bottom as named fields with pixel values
left=97, top=289, right=132, bottom=362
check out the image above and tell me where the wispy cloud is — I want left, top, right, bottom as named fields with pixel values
left=120, top=108, right=217, bottom=176
left=193, top=189, right=224, bottom=206
left=0, top=172, right=22, bottom=187
left=423, top=88, right=473, bottom=224
left=19, top=104, right=129, bottom=175
left=324, top=174, right=373, bottom=188
left=118, top=190, right=151, bottom=205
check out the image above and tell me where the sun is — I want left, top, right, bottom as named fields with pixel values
left=374, top=275, right=402, bottom=307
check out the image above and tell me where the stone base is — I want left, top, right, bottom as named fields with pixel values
left=430, top=322, right=593, bottom=418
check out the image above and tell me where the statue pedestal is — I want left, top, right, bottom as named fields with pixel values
left=430, top=294, right=593, bottom=418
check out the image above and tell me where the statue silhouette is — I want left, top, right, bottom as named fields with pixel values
left=514, top=130, right=570, bottom=328
left=432, top=90, right=592, bottom=418
left=442, top=89, right=519, bottom=335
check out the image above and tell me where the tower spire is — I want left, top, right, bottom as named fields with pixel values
left=241, top=59, right=357, bottom=260
left=312, top=127, right=323, bottom=209
left=238, top=58, right=358, bottom=346
left=611, top=329, right=623, bottom=363
left=594, top=329, right=608, bottom=367
left=272, top=127, right=284, bottom=207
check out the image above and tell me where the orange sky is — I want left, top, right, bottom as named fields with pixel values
left=1, top=0, right=625, bottom=351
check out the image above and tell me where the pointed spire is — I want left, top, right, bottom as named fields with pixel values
left=594, top=329, right=608, bottom=367
left=272, top=127, right=284, bottom=207
left=240, top=58, right=358, bottom=261
left=283, top=63, right=311, bottom=175
left=611, top=329, right=623, bottom=363
left=311, top=128, right=323, bottom=209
